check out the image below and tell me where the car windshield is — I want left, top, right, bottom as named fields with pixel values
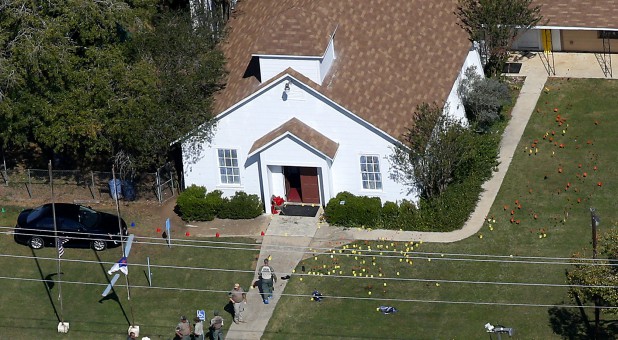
left=79, top=206, right=99, bottom=229
left=27, top=205, right=50, bottom=224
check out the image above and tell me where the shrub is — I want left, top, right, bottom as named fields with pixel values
left=381, top=201, right=399, bottom=227
left=324, top=126, right=498, bottom=232
left=324, top=192, right=382, bottom=228
left=175, top=185, right=213, bottom=221
left=392, top=199, right=419, bottom=230
left=179, top=184, right=206, bottom=199
left=176, top=186, right=263, bottom=221
left=204, top=190, right=226, bottom=217
left=453, top=129, right=500, bottom=184
left=459, top=66, right=511, bottom=131
left=322, top=186, right=482, bottom=232
left=218, top=191, right=263, bottom=219
left=420, top=180, right=481, bottom=232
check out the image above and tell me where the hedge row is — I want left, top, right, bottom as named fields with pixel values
left=175, top=185, right=263, bottom=221
left=324, top=180, right=481, bottom=232
left=325, top=128, right=500, bottom=232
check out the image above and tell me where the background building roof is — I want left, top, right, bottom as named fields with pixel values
left=214, top=0, right=470, bottom=139
left=537, top=0, right=618, bottom=29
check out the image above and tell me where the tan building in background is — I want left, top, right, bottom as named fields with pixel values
left=512, top=0, right=618, bottom=53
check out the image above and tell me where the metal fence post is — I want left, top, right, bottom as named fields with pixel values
left=26, top=169, right=32, bottom=198
left=156, top=170, right=162, bottom=204
left=169, top=165, right=175, bottom=196
left=88, top=171, right=95, bottom=199
left=1, top=154, right=8, bottom=186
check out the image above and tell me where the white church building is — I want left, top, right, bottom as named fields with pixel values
left=182, top=0, right=483, bottom=214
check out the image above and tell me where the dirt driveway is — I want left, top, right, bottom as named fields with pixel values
left=1, top=191, right=271, bottom=240
left=110, top=198, right=271, bottom=241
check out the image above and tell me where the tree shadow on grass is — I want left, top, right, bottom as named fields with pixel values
left=548, top=300, right=618, bottom=339
left=548, top=305, right=590, bottom=339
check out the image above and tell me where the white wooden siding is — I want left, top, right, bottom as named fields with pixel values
left=444, top=48, right=483, bottom=123
left=182, top=77, right=416, bottom=213
left=320, top=37, right=336, bottom=83
left=259, top=57, right=321, bottom=84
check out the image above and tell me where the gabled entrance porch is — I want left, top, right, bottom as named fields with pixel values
left=248, top=117, right=337, bottom=214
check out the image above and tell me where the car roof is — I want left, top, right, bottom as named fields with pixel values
left=40, top=203, right=80, bottom=218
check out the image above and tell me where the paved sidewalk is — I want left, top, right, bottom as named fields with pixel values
left=224, top=214, right=319, bottom=340
left=222, top=52, right=614, bottom=339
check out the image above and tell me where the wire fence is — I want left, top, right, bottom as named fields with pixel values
left=0, top=163, right=177, bottom=204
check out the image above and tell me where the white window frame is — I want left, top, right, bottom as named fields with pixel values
left=360, top=155, right=382, bottom=190
left=217, top=148, right=241, bottom=185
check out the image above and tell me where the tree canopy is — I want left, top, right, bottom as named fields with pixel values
left=389, top=103, right=469, bottom=199
left=567, top=229, right=618, bottom=312
left=456, top=0, right=543, bottom=76
left=566, top=229, right=618, bottom=337
left=0, top=0, right=227, bottom=170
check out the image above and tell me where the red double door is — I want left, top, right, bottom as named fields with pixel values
left=284, top=167, right=320, bottom=204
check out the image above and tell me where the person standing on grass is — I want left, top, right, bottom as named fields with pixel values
left=210, top=310, right=224, bottom=340
left=228, top=283, right=246, bottom=323
left=259, top=258, right=277, bottom=304
left=175, top=315, right=192, bottom=340
left=193, top=316, right=205, bottom=340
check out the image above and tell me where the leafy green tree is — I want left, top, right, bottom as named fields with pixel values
left=0, top=0, right=155, bottom=166
left=456, top=0, right=543, bottom=76
left=389, top=103, right=470, bottom=199
left=124, top=6, right=226, bottom=168
left=0, top=1, right=226, bottom=170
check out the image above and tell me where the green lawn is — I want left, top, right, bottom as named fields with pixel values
left=0, top=78, right=616, bottom=339
left=264, top=78, right=618, bottom=339
left=0, top=205, right=258, bottom=339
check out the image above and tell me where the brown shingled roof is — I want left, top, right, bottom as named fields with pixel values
left=536, top=0, right=618, bottom=29
left=249, top=118, right=339, bottom=159
left=216, top=0, right=470, bottom=140
left=254, top=7, right=337, bottom=56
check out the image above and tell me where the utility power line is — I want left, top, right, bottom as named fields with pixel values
left=1, top=252, right=617, bottom=290
left=0, top=274, right=616, bottom=311
left=2, top=227, right=616, bottom=267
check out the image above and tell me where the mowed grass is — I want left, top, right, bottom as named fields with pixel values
left=264, top=78, right=618, bottom=339
left=0, top=204, right=258, bottom=339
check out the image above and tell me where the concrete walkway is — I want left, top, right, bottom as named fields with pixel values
left=225, top=213, right=319, bottom=340
left=223, top=52, right=614, bottom=339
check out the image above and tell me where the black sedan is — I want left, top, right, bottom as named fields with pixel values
left=14, top=203, right=128, bottom=251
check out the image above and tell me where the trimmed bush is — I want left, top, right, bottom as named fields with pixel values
left=381, top=201, right=399, bottom=227
left=324, top=192, right=356, bottom=226
left=175, top=185, right=212, bottom=221
left=179, top=184, right=206, bottom=199
left=325, top=192, right=382, bottom=228
left=176, top=186, right=263, bottom=221
left=392, top=199, right=419, bottom=230
left=218, top=191, right=263, bottom=219
left=204, top=189, right=225, bottom=217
